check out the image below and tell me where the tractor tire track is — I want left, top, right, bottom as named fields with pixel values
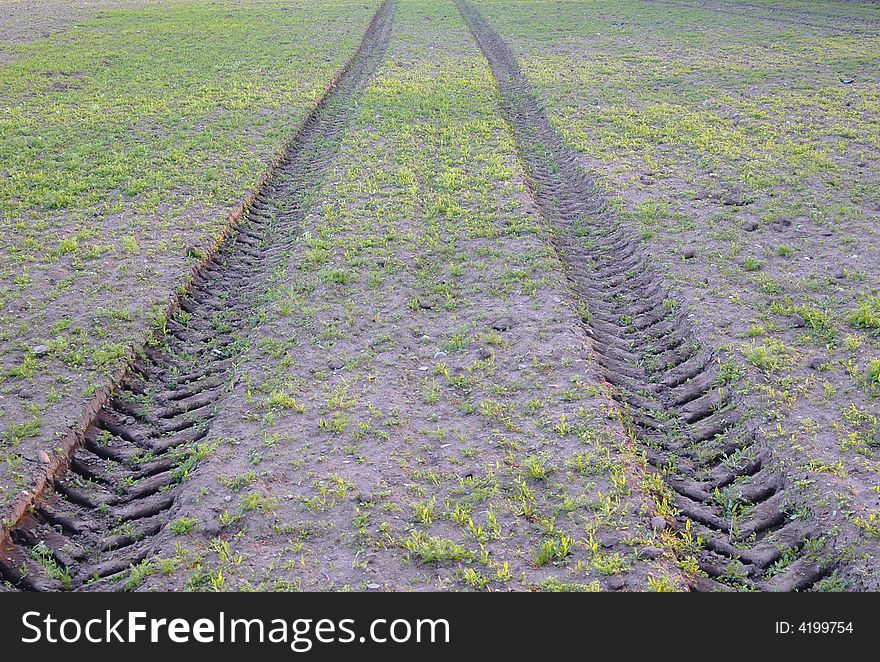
left=0, top=0, right=397, bottom=592
left=455, top=0, right=837, bottom=592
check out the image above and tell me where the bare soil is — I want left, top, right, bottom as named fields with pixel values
left=2, top=0, right=877, bottom=592
left=471, top=0, right=880, bottom=589
left=0, top=0, right=165, bottom=49
left=138, top=0, right=675, bottom=592
left=0, top=0, right=378, bottom=517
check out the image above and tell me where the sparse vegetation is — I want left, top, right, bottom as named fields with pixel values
left=1, top=0, right=878, bottom=595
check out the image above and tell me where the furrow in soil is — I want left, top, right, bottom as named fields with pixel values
left=455, top=0, right=839, bottom=592
left=0, top=0, right=397, bottom=592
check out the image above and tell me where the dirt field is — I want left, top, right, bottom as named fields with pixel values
left=471, top=0, right=880, bottom=589
left=0, top=1, right=160, bottom=46
left=0, top=0, right=379, bottom=512
left=1, top=0, right=877, bottom=592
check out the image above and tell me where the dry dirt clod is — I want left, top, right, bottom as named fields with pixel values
left=721, top=188, right=750, bottom=206
left=490, top=316, right=514, bottom=331
left=773, top=217, right=792, bottom=229
left=202, top=521, right=222, bottom=538
left=641, top=546, right=663, bottom=559
left=605, top=576, right=626, bottom=591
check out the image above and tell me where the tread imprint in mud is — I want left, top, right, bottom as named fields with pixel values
left=454, top=0, right=837, bottom=592
left=0, top=0, right=398, bottom=592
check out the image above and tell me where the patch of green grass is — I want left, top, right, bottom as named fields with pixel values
left=30, top=541, right=71, bottom=590
left=647, top=574, right=679, bottom=592
left=123, top=559, right=156, bottom=591
left=2, top=418, right=42, bottom=446
left=797, top=305, right=835, bottom=340
left=848, top=295, right=880, bottom=329
left=0, top=0, right=378, bottom=510
left=0, top=1, right=375, bottom=220
left=854, top=511, right=880, bottom=538
left=241, top=491, right=279, bottom=513
left=540, top=576, right=601, bottom=592
left=741, top=257, right=763, bottom=272
left=590, top=551, right=630, bottom=576
left=405, top=532, right=474, bottom=564
left=170, top=516, right=199, bottom=536
left=744, top=338, right=796, bottom=373
left=868, top=360, right=880, bottom=385
left=535, top=533, right=575, bottom=566
left=218, top=471, right=258, bottom=492
left=814, top=572, right=849, bottom=592
left=265, top=389, right=306, bottom=412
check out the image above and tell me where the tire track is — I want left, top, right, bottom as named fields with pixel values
left=455, top=0, right=837, bottom=592
left=0, top=0, right=397, bottom=592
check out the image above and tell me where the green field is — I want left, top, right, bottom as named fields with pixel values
left=0, top=0, right=377, bottom=507
left=1, top=0, right=878, bottom=593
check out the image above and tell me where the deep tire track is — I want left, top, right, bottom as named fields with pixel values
left=455, top=0, right=838, bottom=592
left=0, top=0, right=397, bottom=592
